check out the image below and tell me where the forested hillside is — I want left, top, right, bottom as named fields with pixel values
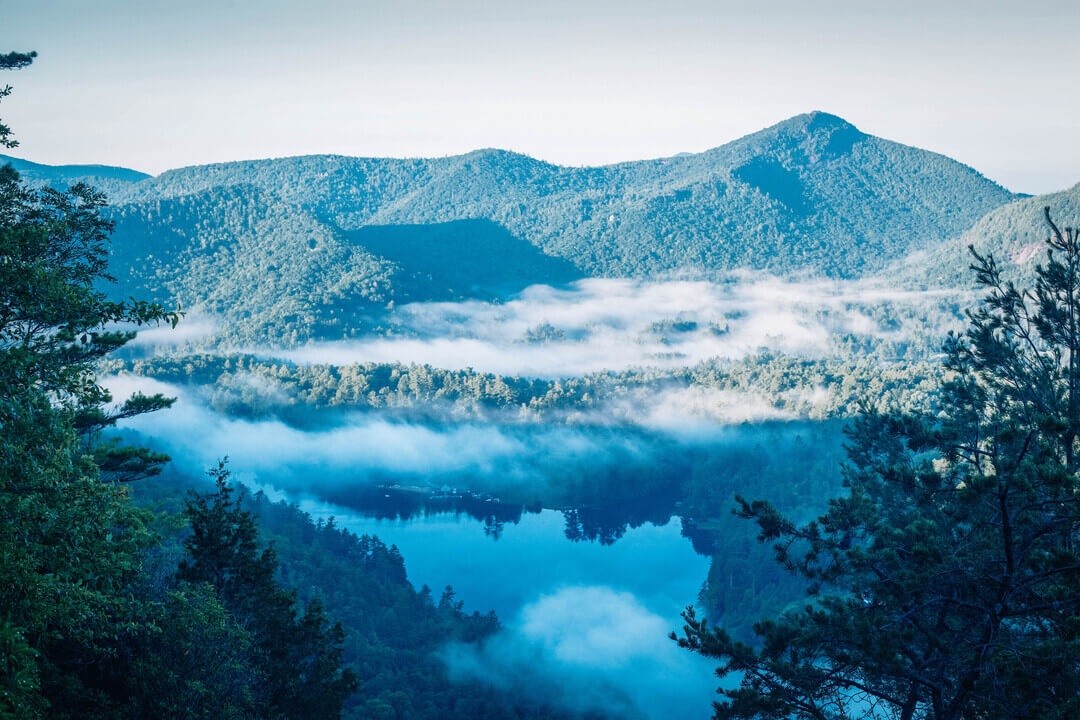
left=899, top=182, right=1080, bottom=287
left=102, top=184, right=583, bottom=343
left=106, top=353, right=947, bottom=426
left=131, top=467, right=577, bottom=720
left=99, top=111, right=1012, bottom=280
left=4, top=112, right=1017, bottom=344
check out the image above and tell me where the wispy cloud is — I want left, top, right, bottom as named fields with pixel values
left=122, top=313, right=219, bottom=350
left=258, top=276, right=966, bottom=377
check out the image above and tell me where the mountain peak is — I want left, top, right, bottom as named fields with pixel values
left=735, top=111, right=865, bottom=160
left=458, top=148, right=533, bottom=162
left=771, top=111, right=861, bottom=138
left=449, top=147, right=553, bottom=173
left=801, top=110, right=855, bottom=128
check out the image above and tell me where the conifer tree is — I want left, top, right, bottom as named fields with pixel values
left=678, top=209, right=1080, bottom=720
left=0, top=50, right=183, bottom=719
left=179, top=461, right=358, bottom=718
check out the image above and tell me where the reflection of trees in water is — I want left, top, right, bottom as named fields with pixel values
left=679, top=517, right=719, bottom=556
left=561, top=493, right=679, bottom=545
left=318, top=484, right=530, bottom=528
left=305, top=420, right=850, bottom=556
left=318, top=482, right=686, bottom=546
left=481, top=515, right=505, bottom=540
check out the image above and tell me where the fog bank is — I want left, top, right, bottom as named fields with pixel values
left=263, top=276, right=966, bottom=377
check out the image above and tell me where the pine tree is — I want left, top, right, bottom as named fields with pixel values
left=678, top=209, right=1080, bottom=720
left=179, top=461, right=358, bottom=718
left=0, top=50, right=183, bottom=719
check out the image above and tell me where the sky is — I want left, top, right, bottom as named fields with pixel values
left=3, top=0, right=1078, bottom=194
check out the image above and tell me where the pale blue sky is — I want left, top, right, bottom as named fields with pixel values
left=4, top=0, right=1078, bottom=193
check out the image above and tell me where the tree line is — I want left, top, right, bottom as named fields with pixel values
left=0, top=51, right=572, bottom=720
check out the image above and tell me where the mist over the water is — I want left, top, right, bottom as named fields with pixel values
left=104, top=374, right=730, bottom=719
left=103, top=373, right=841, bottom=499
left=104, top=375, right=619, bottom=485
left=441, top=586, right=718, bottom=719
left=108, top=275, right=959, bottom=720
left=230, top=277, right=968, bottom=377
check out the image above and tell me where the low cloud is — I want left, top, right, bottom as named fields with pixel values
left=441, top=585, right=717, bottom=720
left=260, top=276, right=966, bottom=377
left=124, top=313, right=219, bottom=350
left=631, top=386, right=802, bottom=428
left=103, top=375, right=665, bottom=497
left=106, top=375, right=535, bottom=479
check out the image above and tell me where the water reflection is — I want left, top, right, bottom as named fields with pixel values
left=258, top=484, right=708, bottom=623
left=310, top=482, right=684, bottom=545
left=313, top=484, right=534, bottom=539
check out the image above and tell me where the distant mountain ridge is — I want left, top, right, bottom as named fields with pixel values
left=0, top=154, right=150, bottom=195
left=97, top=112, right=1015, bottom=276
left=3, top=112, right=1024, bottom=342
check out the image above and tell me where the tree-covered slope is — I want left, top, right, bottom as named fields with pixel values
left=130, top=468, right=578, bottom=720
left=7, top=112, right=1018, bottom=343
left=103, top=187, right=583, bottom=344
left=105, top=185, right=400, bottom=344
left=0, top=153, right=149, bottom=196
left=97, top=111, right=1013, bottom=279
left=894, top=183, right=1080, bottom=287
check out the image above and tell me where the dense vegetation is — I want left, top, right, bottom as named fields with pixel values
left=0, top=57, right=574, bottom=720
left=903, top=183, right=1080, bottom=288
left=96, top=189, right=587, bottom=344
left=102, top=111, right=1013, bottom=278
left=678, top=214, right=1080, bottom=719
left=0, top=154, right=150, bottom=196
left=3, top=111, right=1016, bottom=343
left=133, top=466, right=573, bottom=720
left=101, top=354, right=946, bottom=433
left=105, top=352, right=948, bottom=424
left=0, top=63, right=358, bottom=712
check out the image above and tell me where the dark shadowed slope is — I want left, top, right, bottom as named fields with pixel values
left=346, top=219, right=583, bottom=299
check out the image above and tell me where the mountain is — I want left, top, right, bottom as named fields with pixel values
left=0, top=153, right=149, bottom=195
left=5, top=112, right=1019, bottom=342
left=895, top=183, right=1080, bottom=287
left=103, top=112, right=1014, bottom=278
left=105, top=185, right=582, bottom=344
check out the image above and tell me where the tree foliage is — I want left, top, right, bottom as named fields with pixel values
left=0, top=52, right=35, bottom=149
left=178, top=461, right=358, bottom=718
left=677, top=210, right=1080, bottom=719
left=0, top=51, right=182, bottom=718
left=0, top=53, right=354, bottom=720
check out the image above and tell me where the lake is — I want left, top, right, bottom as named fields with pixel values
left=113, top=375, right=725, bottom=718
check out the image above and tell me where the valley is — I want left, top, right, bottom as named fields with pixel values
left=7, top=110, right=1079, bottom=720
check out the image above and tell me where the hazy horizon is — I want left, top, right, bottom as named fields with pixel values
left=5, top=0, right=1079, bottom=195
